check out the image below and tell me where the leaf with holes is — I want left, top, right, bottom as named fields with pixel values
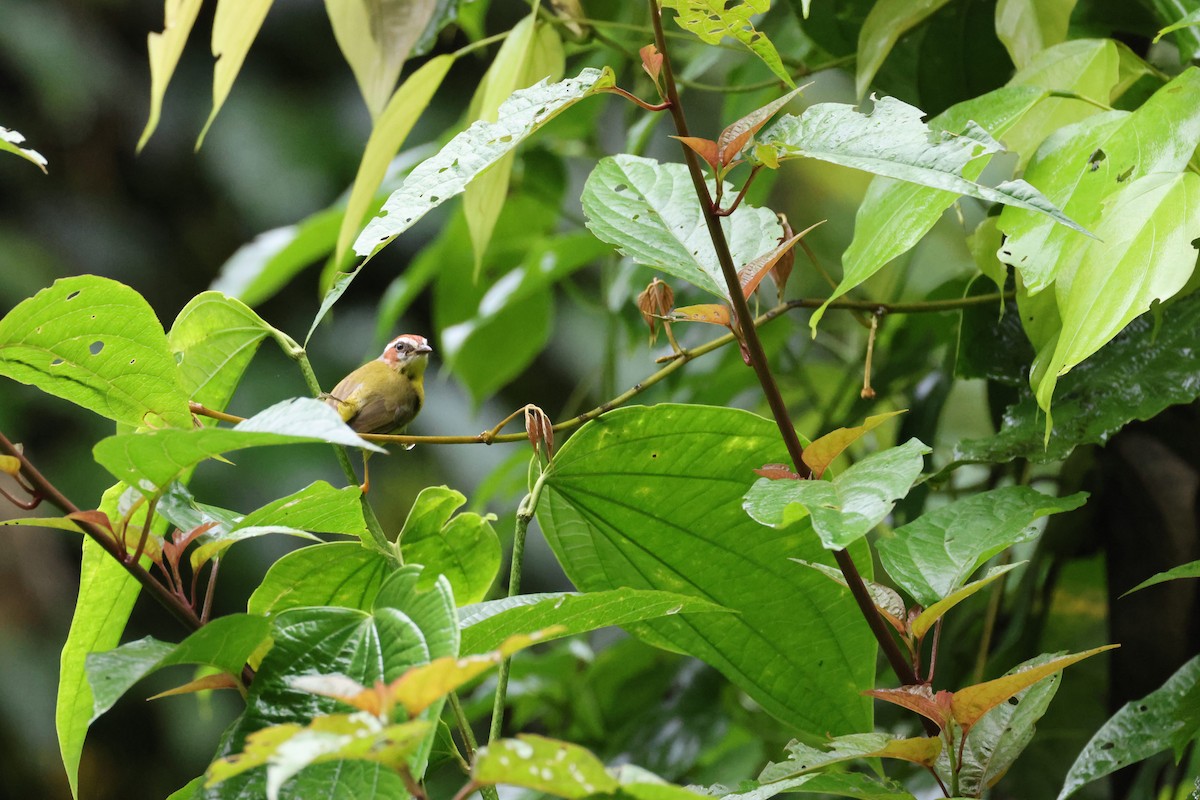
left=354, top=66, right=614, bottom=257
left=661, top=0, right=792, bottom=87
left=0, top=276, right=191, bottom=428
left=582, top=155, right=784, bottom=299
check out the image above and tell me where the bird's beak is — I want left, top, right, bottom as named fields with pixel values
left=416, top=341, right=433, bottom=355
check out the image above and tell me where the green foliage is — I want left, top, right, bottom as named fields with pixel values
left=396, top=485, right=500, bottom=605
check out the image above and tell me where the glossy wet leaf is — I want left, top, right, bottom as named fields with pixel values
left=661, top=0, right=792, bottom=87
left=754, top=97, right=1085, bottom=239
left=876, top=487, right=1087, bottom=607
left=1123, top=559, right=1200, bottom=596
left=951, top=644, right=1118, bottom=729
left=397, top=485, right=500, bottom=605
left=0, top=124, right=47, bottom=172
left=995, top=0, right=1076, bottom=68
left=998, top=68, right=1200, bottom=294
left=93, top=397, right=384, bottom=497
left=582, top=154, right=784, bottom=299
left=138, top=0, right=203, bottom=151
left=743, top=439, right=930, bottom=550
left=824, top=86, right=1047, bottom=330
left=190, top=481, right=367, bottom=569
left=474, top=734, right=618, bottom=798
left=538, top=405, right=875, bottom=736
left=324, top=0, right=437, bottom=119
left=759, top=733, right=942, bottom=782
left=355, top=66, right=614, bottom=257
left=1034, top=171, right=1200, bottom=422
left=168, top=292, right=280, bottom=413
left=855, top=0, right=954, bottom=98
left=0, top=275, right=191, bottom=428
left=458, top=588, right=730, bottom=655
left=86, top=614, right=269, bottom=721
left=1059, top=655, right=1200, bottom=798
left=947, top=285, right=1200, bottom=473
left=247, top=542, right=391, bottom=615
left=196, top=0, right=274, bottom=147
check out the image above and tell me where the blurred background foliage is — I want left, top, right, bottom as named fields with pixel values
left=1, top=1, right=1198, bottom=798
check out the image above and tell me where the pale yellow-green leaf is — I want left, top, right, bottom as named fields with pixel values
left=995, top=0, right=1077, bottom=68
left=138, top=0, right=204, bottom=152
left=324, top=0, right=438, bottom=119
left=856, top=0, right=954, bottom=99
left=910, top=563, right=1023, bottom=638
left=196, top=0, right=275, bottom=149
left=332, top=55, right=454, bottom=267
left=464, top=18, right=564, bottom=276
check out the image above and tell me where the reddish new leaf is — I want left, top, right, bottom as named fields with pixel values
left=717, top=85, right=805, bottom=166
left=640, top=43, right=664, bottom=92
left=754, top=463, right=801, bottom=480
left=149, top=672, right=241, bottom=700
left=866, top=684, right=954, bottom=730
left=951, top=644, right=1119, bottom=730
left=738, top=222, right=823, bottom=299
left=671, top=136, right=720, bottom=172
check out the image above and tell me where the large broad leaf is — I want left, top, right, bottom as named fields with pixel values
left=0, top=124, right=47, bottom=172
left=823, top=85, right=1047, bottom=330
left=324, top=0, right=438, bottom=119
left=196, top=0, right=274, bottom=147
left=167, top=292, right=282, bottom=412
left=581, top=155, right=784, bottom=299
left=743, top=439, right=930, bottom=550
left=85, top=614, right=269, bottom=721
left=1034, top=171, right=1200, bottom=421
left=396, top=485, right=500, bottom=605
left=463, top=16, right=564, bottom=273
left=458, top=588, right=730, bottom=655
left=754, top=96, right=1085, bottom=240
left=875, top=486, right=1087, bottom=606
left=475, top=735, right=619, bottom=798
left=855, top=0, right=955, bottom=98
left=995, top=0, right=1076, bottom=68
left=138, top=0, right=203, bottom=151
left=93, top=397, right=383, bottom=497
left=661, top=0, right=792, bottom=87
left=998, top=68, right=1200, bottom=294
left=57, top=537, right=142, bottom=800
left=354, top=66, right=614, bottom=257
left=200, top=568, right=453, bottom=799
left=947, top=287, right=1200, bottom=470
left=248, top=542, right=391, bottom=615
left=0, top=275, right=191, bottom=428
left=537, top=405, right=876, bottom=736
left=332, top=55, right=453, bottom=267
left=1059, top=655, right=1200, bottom=799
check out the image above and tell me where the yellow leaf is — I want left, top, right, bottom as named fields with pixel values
left=802, top=410, right=906, bottom=478
left=148, top=671, right=241, bottom=700
left=910, top=563, right=1022, bottom=639
left=951, top=644, right=1119, bottom=730
left=196, top=0, right=275, bottom=149
left=138, top=0, right=204, bottom=152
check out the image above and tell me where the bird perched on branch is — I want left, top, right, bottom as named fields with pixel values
left=325, top=333, right=432, bottom=490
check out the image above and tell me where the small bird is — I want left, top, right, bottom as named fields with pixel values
left=325, top=333, right=432, bottom=490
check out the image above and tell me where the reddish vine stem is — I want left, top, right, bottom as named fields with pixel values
left=647, top=0, right=929, bottom=702
left=715, top=164, right=762, bottom=217
left=0, top=429, right=204, bottom=633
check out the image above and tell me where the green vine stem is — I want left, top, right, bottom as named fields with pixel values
left=647, top=0, right=930, bottom=701
left=488, top=468, right=549, bottom=745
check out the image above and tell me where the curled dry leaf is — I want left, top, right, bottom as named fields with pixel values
left=636, top=278, right=675, bottom=343
left=524, top=404, right=554, bottom=459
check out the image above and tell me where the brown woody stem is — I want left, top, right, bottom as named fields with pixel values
left=648, top=0, right=927, bottom=697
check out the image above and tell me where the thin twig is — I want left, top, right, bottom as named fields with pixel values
left=602, top=85, right=671, bottom=112
left=201, top=559, right=220, bottom=624
left=714, top=164, right=762, bottom=216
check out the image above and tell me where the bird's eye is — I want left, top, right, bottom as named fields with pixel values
left=394, top=342, right=406, bottom=352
